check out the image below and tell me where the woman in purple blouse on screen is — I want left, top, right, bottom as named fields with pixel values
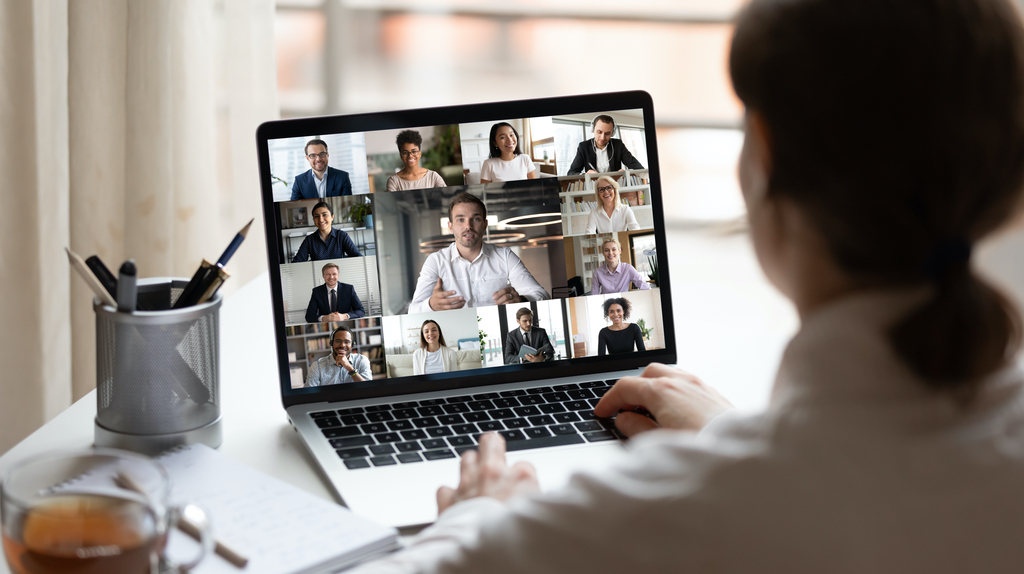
left=591, top=238, right=651, bottom=295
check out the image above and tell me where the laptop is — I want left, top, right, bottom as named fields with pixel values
left=255, top=91, right=675, bottom=528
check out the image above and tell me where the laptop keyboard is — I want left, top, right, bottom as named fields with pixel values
left=309, top=380, right=625, bottom=469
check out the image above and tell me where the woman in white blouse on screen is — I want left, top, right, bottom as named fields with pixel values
left=584, top=175, right=641, bottom=234
left=412, top=320, right=458, bottom=375
left=479, top=122, right=537, bottom=183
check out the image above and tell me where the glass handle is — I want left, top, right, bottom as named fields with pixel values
left=171, top=503, right=214, bottom=572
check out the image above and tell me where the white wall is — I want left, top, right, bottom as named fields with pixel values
left=364, top=125, right=437, bottom=156
left=572, top=288, right=665, bottom=356
left=382, top=307, right=479, bottom=354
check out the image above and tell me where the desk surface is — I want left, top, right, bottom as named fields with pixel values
left=0, top=227, right=797, bottom=573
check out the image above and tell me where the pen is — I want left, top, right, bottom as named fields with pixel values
left=85, top=255, right=118, bottom=299
left=197, top=265, right=230, bottom=304
left=173, top=259, right=214, bottom=309
left=216, top=218, right=254, bottom=267
left=116, top=260, right=137, bottom=313
left=66, top=247, right=118, bottom=308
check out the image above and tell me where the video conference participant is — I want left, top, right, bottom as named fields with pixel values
left=567, top=115, right=645, bottom=175
left=480, top=123, right=537, bottom=183
left=409, top=192, right=550, bottom=313
left=597, top=297, right=645, bottom=355
left=592, top=239, right=651, bottom=294
left=305, top=262, right=366, bottom=323
left=292, top=201, right=362, bottom=262
left=291, top=139, right=353, bottom=200
left=413, top=320, right=459, bottom=375
left=305, top=325, right=371, bottom=386
left=387, top=130, right=448, bottom=191
left=503, top=308, right=554, bottom=364
left=585, top=176, right=641, bottom=234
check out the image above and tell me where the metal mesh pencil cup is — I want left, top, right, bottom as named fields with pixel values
left=93, top=277, right=223, bottom=455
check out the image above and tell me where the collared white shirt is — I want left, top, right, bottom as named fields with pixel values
left=352, top=288, right=1024, bottom=574
left=408, top=242, right=549, bottom=313
left=584, top=203, right=641, bottom=234
left=594, top=139, right=611, bottom=173
left=314, top=169, right=328, bottom=198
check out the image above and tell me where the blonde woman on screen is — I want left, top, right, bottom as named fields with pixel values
left=592, top=239, right=651, bottom=295
left=584, top=176, right=640, bottom=234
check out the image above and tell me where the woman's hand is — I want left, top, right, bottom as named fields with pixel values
left=594, top=363, right=734, bottom=437
left=437, top=433, right=540, bottom=514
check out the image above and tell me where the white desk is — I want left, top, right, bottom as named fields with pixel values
left=0, top=227, right=797, bottom=572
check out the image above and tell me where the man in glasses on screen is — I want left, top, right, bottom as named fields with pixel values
left=305, top=326, right=371, bottom=386
left=291, top=139, right=353, bottom=200
left=409, top=192, right=549, bottom=313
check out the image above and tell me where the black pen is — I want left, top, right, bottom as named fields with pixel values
left=86, top=255, right=118, bottom=300
left=117, top=260, right=137, bottom=313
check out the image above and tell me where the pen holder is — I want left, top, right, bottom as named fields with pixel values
left=93, top=277, right=223, bottom=455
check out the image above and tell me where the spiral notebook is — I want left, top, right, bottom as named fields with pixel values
left=55, top=444, right=399, bottom=574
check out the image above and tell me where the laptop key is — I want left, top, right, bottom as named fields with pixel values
left=575, top=421, right=602, bottom=432
left=447, top=435, right=474, bottom=447
left=344, top=458, right=371, bottom=469
left=418, top=398, right=446, bottom=406
left=553, top=412, right=580, bottom=423
left=386, top=420, right=413, bottom=431
left=322, top=426, right=361, bottom=438
left=395, top=441, right=421, bottom=452
left=392, top=402, right=417, bottom=409
left=370, top=455, right=397, bottom=466
left=514, top=406, right=541, bottom=417
left=401, top=429, right=428, bottom=440
left=364, top=404, right=392, bottom=412
left=453, top=423, right=478, bottom=434
left=472, top=392, right=499, bottom=400
left=539, top=403, right=566, bottom=414
left=504, top=417, right=529, bottom=429
left=528, top=415, right=555, bottom=426
left=478, top=420, right=504, bottom=432
left=592, top=387, right=611, bottom=397
left=374, top=432, right=401, bottom=443
left=464, top=411, right=490, bottom=422
left=598, top=418, right=617, bottom=430
left=426, top=427, right=454, bottom=437
left=366, top=411, right=394, bottom=422
left=492, top=398, right=520, bottom=408
left=468, top=400, right=495, bottom=411
left=329, top=436, right=375, bottom=449
left=519, top=395, right=545, bottom=405
left=551, top=424, right=576, bottom=435
left=565, top=401, right=590, bottom=411
left=422, top=439, right=447, bottom=450
left=587, top=398, right=601, bottom=407
left=412, top=417, right=440, bottom=428
left=424, top=449, right=457, bottom=460
left=336, top=407, right=365, bottom=415
left=455, top=433, right=585, bottom=455
left=526, top=387, right=553, bottom=395
left=310, top=410, right=338, bottom=418
left=542, top=392, right=571, bottom=403
left=340, top=414, right=369, bottom=426
left=553, top=383, right=579, bottom=391
left=498, top=430, right=526, bottom=442
left=579, top=381, right=603, bottom=388
left=577, top=410, right=597, bottom=420
left=442, top=403, right=470, bottom=414
left=525, top=426, right=552, bottom=439
left=568, top=389, right=595, bottom=400
left=447, top=395, right=472, bottom=403
left=583, top=431, right=617, bottom=442
left=499, top=389, right=527, bottom=397
left=392, top=408, right=418, bottom=419
left=417, top=405, right=444, bottom=417
left=314, top=417, right=341, bottom=428
left=397, top=453, right=423, bottom=463
left=488, top=408, right=516, bottom=419
left=360, top=423, right=387, bottom=434
left=369, top=444, right=395, bottom=455
left=437, top=414, right=465, bottom=425
left=336, top=447, right=370, bottom=459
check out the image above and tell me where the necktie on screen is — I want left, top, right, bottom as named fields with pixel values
left=330, top=289, right=337, bottom=313
left=524, top=331, right=530, bottom=348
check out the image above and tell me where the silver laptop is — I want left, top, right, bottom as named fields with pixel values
left=256, top=91, right=675, bottom=528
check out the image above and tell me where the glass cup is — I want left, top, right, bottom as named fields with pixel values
left=1, top=448, right=211, bottom=574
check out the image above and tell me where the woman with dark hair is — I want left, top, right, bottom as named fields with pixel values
left=596, top=297, right=645, bottom=355
left=412, top=319, right=458, bottom=375
left=352, top=0, right=1024, bottom=571
left=479, top=122, right=537, bottom=183
left=386, top=129, right=447, bottom=191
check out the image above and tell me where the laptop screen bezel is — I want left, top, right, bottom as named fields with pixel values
left=255, top=91, right=676, bottom=408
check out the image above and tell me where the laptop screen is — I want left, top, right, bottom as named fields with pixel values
left=256, top=92, right=676, bottom=405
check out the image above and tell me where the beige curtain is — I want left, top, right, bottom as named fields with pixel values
left=0, top=0, right=277, bottom=454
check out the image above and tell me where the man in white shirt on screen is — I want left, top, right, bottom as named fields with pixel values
left=408, top=192, right=549, bottom=313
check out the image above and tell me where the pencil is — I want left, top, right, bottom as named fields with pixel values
left=216, top=218, right=254, bottom=267
left=66, top=247, right=118, bottom=308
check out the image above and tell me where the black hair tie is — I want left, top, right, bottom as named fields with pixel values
left=922, top=239, right=972, bottom=279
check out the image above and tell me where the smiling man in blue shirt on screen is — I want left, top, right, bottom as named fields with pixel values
left=291, top=139, right=352, bottom=200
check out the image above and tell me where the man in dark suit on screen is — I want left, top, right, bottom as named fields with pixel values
left=504, top=308, right=554, bottom=364
left=305, top=262, right=365, bottom=323
left=291, top=139, right=353, bottom=200
left=566, top=115, right=645, bottom=175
